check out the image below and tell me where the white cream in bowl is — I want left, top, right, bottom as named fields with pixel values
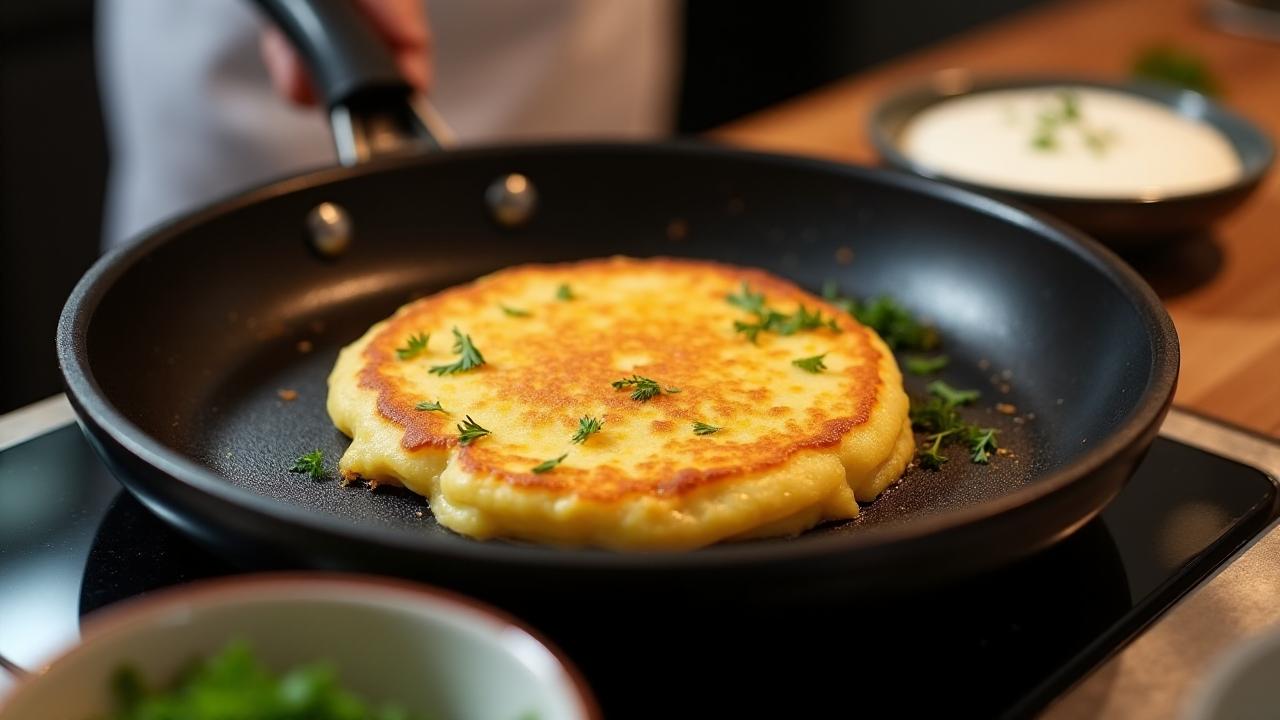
left=899, top=86, right=1242, bottom=199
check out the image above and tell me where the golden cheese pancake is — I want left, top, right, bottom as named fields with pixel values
left=327, top=256, right=913, bottom=550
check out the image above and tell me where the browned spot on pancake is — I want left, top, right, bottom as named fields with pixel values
left=356, top=256, right=885, bottom=502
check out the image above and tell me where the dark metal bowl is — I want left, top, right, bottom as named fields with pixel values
left=869, top=71, right=1274, bottom=249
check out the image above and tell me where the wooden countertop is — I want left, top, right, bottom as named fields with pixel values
left=713, top=0, right=1280, bottom=437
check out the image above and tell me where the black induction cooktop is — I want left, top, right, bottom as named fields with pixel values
left=1, top=417, right=1275, bottom=718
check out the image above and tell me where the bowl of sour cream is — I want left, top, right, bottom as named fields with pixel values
left=870, top=71, right=1272, bottom=246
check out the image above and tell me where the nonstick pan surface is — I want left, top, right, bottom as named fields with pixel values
left=58, top=141, right=1177, bottom=596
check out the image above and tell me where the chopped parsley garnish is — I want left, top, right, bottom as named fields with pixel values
left=726, top=283, right=767, bottom=314
left=850, top=296, right=939, bottom=351
left=905, top=354, right=950, bottom=375
left=555, top=283, right=576, bottom=301
left=727, top=283, right=840, bottom=343
left=910, top=383, right=998, bottom=469
left=792, top=353, right=828, bottom=374
left=692, top=421, right=723, bottom=436
left=969, top=428, right=998, bottom=464
left=106, top=640, right=417, bottom=720
left=430, top=327, right=486, bottom=375
left=500, top=304, right=531, bottom=318
left=414, top=399, right=446, bottom=413
left=918, top=430, right=955, bottom=470
left=395, top=332, right=430, bottom=360
left=571, top=416, right=603, bottom=444
left=928, top=380, right=980, bottom=406
left=531, top=454, right=568, bottom=474
left=289, top=450, right=325, bottom=480
left=456, top=415, right=491, bottom=445
left=1030, top=90, right=1114, bottom=155
left=611, top=374, right=671, bottom=402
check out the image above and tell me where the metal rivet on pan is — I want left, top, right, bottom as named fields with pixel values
left=306, top=202, right=353, bottom=257
left=485, top=173, right=538, bottom=229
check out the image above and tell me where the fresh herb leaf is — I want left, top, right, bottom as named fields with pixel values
left=968, top=427, right=999, bottom=464
left=918, top=430, right=956, bottom=470
left=726, top=282, right=767, bottom=314
left=850, top=296, right=939, bottom=351
left=692, top=421, right=723, bottom=436
left=1029, top=90, right=1114, bottom=155
left=909, top=385, right=999, bottom=470
left=904, top=354, right=950, bottom=375
left=728, top=284, right=840, bottom=343
left=395, top=332, right=430, bottom=360
left=500, top=304, right=532, bottom=318
left=414, top=399, right=446, bottom=413
left=928, top=380, right=980, bottom=406
left=289, top=450, right=325, bottom=481
left=1133, top=45, right=1220, bottom=97
left=1059, top=89, right=1080, bottom=120
left=792, top=353, right=828, bottom=374
left=733, top=319, right=765, bottom=344
left=1031, top=131, right=1058, bottom=151
left=571, top=416, right=603, bottom=444
left=665, top=386, right=682, bottom=393
left=555, top=283, right=576, bottom=301
left=909, top=396, right=962, bottom=434
left=430, top=327, right=486, bottom=375
left=456, top=415, right=491, bottom=445
left=107, top=640, right=415, bottom=720
left=531, top=453, right=568, bottom=474
left=778, top=305, right=840, bottom=335
left=611, top=375, right=668, bottom=402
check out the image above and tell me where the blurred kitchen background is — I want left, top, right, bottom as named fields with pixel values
left=0, top=0, right=1051, bottom=413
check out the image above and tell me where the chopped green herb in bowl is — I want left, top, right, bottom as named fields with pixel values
left=103, top=640, right=419, bottom=720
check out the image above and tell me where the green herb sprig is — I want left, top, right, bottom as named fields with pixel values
left=532, top=454, right=568, bottom=474
left=909, top=383, right=999, bottom=468
left=414, top=400, right=446, bottom=413
left=396, top=332, right=430, bottom=360
left=927, top=380, right=980, bottom=406
left=692, top=421, right=723, bottom=436
left=822, top=284, right=940, bottom=352
left=611, top=375, right=672, bottom=402
left=571, top=416, right=603, bottom=444
left=555, top=283, right=576, bottom=301
left=792, top=353, right=828, bottom=374
left=728, top=283, right=840, bottom=343
left=905, top=354, right=950, bottom=375
left=430, top=328, right=486, bottom=376
left=456, top=416, right=491, bottom=445
left=500, top=304, right=532, bottom=318
left=106, top=640, right=416, bottom=720
left=289, top=450, right=325, bottom=480
left=1030, top=90, right=1114, bottom=155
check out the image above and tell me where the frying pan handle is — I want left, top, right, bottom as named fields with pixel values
left=252, top=0, right=454, bottom=164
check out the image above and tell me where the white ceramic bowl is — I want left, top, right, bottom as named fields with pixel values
left=0, top=574, right=597, bottom=720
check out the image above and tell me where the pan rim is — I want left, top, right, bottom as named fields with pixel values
left=57, top=140, right=1179, bottom=570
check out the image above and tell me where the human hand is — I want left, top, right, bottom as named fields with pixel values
left=260, top=0, right=432, bottom=105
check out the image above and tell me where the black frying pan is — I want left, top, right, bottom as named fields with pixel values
left=56, top=0, right=1177, bottom=599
